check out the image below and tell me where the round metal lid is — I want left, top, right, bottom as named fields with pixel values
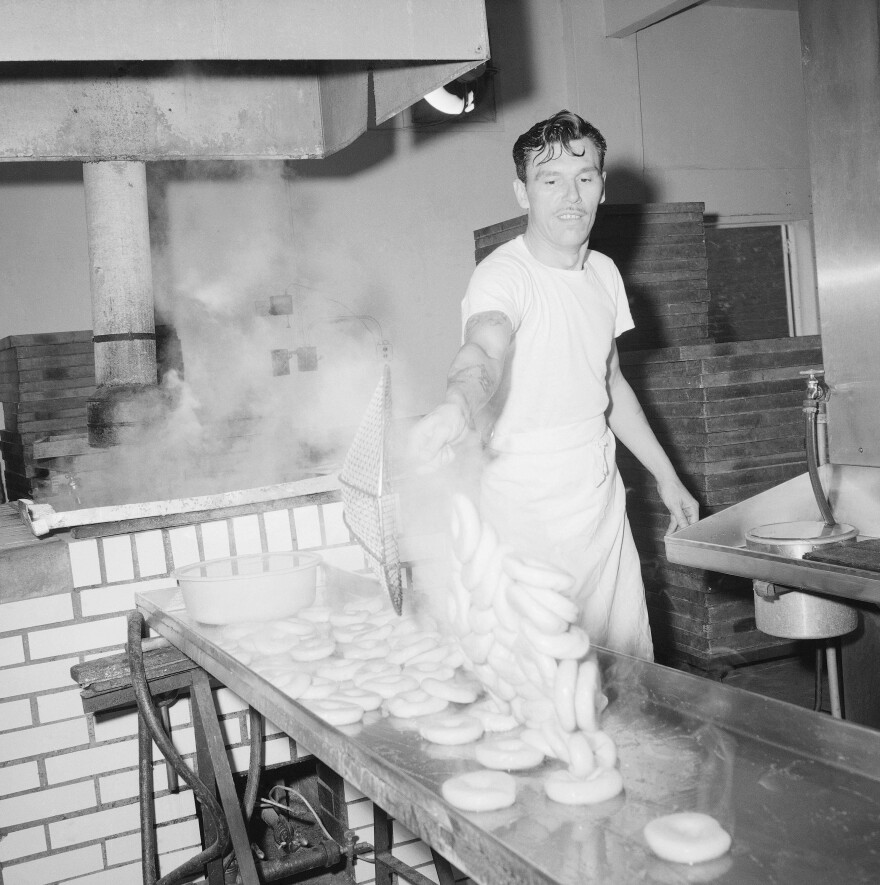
left=745, top=520, right=859, bottom=547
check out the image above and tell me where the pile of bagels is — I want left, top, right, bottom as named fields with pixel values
left=441, top=492, right=624, bottom=808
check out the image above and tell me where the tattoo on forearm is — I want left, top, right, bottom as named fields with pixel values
left=449, top=364, right=493, bottom=396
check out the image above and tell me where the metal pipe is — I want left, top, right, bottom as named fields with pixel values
left=127, top=612, right=230, bottom=885
left=255, top=840, right=344, bottom=881
left=804, top=402, right=837, bottom=527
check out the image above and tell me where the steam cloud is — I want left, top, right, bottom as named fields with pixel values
left=68, top=161, right=411, bottom=507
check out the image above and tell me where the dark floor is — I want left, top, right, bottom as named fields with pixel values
left=717, top=651, right=832, bottom=714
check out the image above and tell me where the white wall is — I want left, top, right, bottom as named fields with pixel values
left=0, top=0, right=810, bottom=426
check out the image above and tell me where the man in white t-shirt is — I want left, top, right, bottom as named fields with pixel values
left=410, top=110, right=698, bottom=660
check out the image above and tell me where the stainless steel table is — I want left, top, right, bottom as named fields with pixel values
left=137, top=586, right=880, bottom=885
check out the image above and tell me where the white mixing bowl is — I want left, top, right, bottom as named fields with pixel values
left=174, top=551, right=321, bottom=624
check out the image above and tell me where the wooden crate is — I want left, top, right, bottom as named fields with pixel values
left=620, top=336, right=822, bottom=671
left=0, top=332, right=95, bottom=501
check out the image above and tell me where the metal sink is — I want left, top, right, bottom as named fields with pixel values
left=664, top=464, right=880, bottom=606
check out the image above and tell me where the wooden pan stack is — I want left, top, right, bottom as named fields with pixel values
left=617, top=335, right=823, bottom=672
left=0, top=332, right=95, bottom=502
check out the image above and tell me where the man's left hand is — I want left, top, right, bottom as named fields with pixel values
left=657, top=476, right=700, bottom=534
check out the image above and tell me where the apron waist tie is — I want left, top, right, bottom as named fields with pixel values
left=488, top=418, right=611, bottom=488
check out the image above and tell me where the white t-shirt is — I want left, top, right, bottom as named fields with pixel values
left=462, top=235, right=634, bottom=441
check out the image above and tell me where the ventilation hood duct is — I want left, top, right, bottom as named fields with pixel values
left=0, top=0, right=489, bottom=452
left=0, top=0, right=489, bottom=161
left=666, top=0, right=880, bottom=604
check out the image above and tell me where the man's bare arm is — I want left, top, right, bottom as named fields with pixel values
left=445, top=310, right=513, bottom=424
left=409, top=311, right=512, bottom=471
left=605, top=342, right=699, bottom=532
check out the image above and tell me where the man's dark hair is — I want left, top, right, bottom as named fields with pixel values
left=512, top=110, right=607, bottom=183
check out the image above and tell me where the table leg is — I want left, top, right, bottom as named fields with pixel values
left=190, top=669, right=263, bottom=885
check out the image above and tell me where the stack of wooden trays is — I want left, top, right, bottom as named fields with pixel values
left=474, top=202, right=710, bottom=352
left=618, top=335, right=824, bottom=671
left=0, top=332, right=95, bottom=502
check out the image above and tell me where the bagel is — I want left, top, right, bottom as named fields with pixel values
left=553, top=658, right=579, bottom=733
left=419, top=714, right=484, bottom=746
left=643, top=813, right=732, bottom=865
left=441, top=770, right=517, bottom=812
left=544, top=767, right=623, bottom=805
left=450, top=493, right=482, bottom=563
left=384, top=688, right=450, bottom=719
left=475, top=737, right=544, bottom=771
left=303, top=698, right=364, bottom=727
left=501, top=554, right=575, bottom=593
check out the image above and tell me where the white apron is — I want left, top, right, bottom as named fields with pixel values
left=480, top=416, right=654, bottom=661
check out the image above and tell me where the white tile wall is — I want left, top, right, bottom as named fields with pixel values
left=103, top=832, right=141, bottom=867
left=229, top=734, right=294, bottom=771
left=157, top=818, right=203, bottom=855
left=28, top=616, right=127, bottom=660
left=158, top=845, right=203, bottom=878
left=168, top=716, right=242, bottom=757
left=0, top=593, right=73, bottom=632
left=322, top=501, right=351, bottom=545
left=0, top=825, right=48, bottom=863
left=0, top=698, right=33, bottom=731
left=102, top=535, right=135, bottom=583
left=45, top=738, right=139, bottom=785
left=292, top=505, right=322, bottom=548
left=200, top=520, right=231, bottom=561
left=344, top=782, right=367, bottom=802
left=0, top=718, right=90, bottom=763
left=168, top=526, right=199, bottom=568
left=321, top=544, right=368, bottom=572
left=102, top=822, right=201, bottom=867
left=0, top=760, right=41, bottom=795
left=98, top=763, right=168, bottom=805
left=79, top=576, right=175, bottom=617
left=58, top=860, right=142, bottom=885
left=49, top=802, right=141, bottom=849
left=154, top=789, right=196, bottom=824
left=167, top=695, right=191, bottom=728
left=2, top=844, right=104, bottom=885
left=232, top=514, right=262, bottom=554
left=0, top=489, right=405, bottom=885
left=68, top=540, right=102, bottom=587
left=0, top=658, right=80, bottom=699
left=37, top=688, right=87, bottom=723
left=0, top=634, right=25, bottom=666
left=134, top=530, right=167, bottom=576
left=93, top=708, right=139, bottom=742
left=0, top=780, right=96, bottom=829
left=263, top=508, right=293, bottom=551
left=346, top=798, right=375, bottom=829
left=213, top=687, right=249, bottom=715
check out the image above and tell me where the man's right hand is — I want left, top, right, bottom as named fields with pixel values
left=408, top=402, right=471, bottom=473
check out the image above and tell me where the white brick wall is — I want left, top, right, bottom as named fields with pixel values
left=0, top=781, right=97, bottom=829
left=0, top=824, right=48, bottom=863
left=0, top=634, right=25, bottom=666
left=0, top=697, right=33, bottom=730
left=2, top=845, right=105, bottom=885
left=0, top=760, right=41, bottom=794
left=1, top=593, right=74, bottom=631
left=0, top=491, right=393, bottom=885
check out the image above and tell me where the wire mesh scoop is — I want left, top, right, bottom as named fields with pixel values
left=339, top=365, right=403, bottom=614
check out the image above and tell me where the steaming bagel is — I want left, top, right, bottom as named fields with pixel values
left=643, top=813, right=732, bottom=865
left=441, top=770, right=517, bottom=812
